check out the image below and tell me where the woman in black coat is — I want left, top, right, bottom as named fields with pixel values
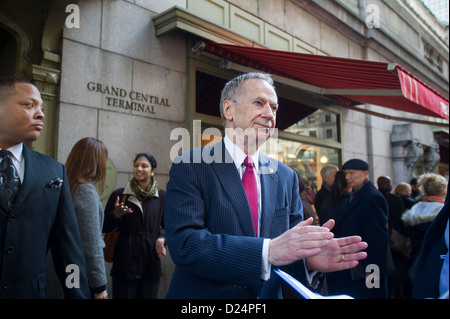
left=103, top=153, right=166, bottom=299
left=319, top=170, right=351, bottom=232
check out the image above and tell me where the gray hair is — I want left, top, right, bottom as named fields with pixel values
left=320, top=165, right=339, bottom=178
left=418, top=173, right=448, bottom=197
left=219, top=72, right=275, bottom=126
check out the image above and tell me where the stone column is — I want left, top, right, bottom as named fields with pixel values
left=423, top=142, right=440, bottom=173
left=30, top=52, right=61, bottom=159
left=390, top=122, right=423, bottom=185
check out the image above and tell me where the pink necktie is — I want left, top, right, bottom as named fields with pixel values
left=242, top=156, right=258, bottom=236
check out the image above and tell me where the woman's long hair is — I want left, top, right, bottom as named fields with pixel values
left=66, top=137, right=108, bottom=195
left=330, top=170, right=348, bottom=203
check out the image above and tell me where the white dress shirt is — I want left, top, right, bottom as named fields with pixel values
left=0, top=143, right=25, bottom=182
left=223, top=135, right=271, bottom=280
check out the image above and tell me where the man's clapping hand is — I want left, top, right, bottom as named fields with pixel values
left=268, top=217, right=367, bottom=272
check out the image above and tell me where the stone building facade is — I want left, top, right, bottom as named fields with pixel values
left=1, top=0, right=448, bottom=298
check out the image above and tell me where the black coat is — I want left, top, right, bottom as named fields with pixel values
left=379, top=189, right=407, bottom=235
left=315, top=185, right=331, bottom=224
left=103, top=186, right=165, bottom=280
left=320, top=190, right=351, bottom=235
left=327, top=181, right=389, bottom=299
left=399, top=194, right=415, bottom=210
left=0, top=146, right=89, bottom=298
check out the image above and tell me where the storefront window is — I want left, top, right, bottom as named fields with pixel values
left=260, top=138, right=339, bottom=194
left=284, top=109, right=338, bottom=142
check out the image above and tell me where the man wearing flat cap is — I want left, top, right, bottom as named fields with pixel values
left=326, top=159, right=389, bottom=299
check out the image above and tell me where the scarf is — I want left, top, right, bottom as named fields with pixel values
left=422, top=195, right=445, bottom=203
left=129, top=176, right=158, bottom=202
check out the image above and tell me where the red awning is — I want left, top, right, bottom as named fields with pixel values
left=200, top=42, right=449, bottom=120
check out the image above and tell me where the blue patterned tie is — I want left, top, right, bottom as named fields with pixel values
left=0, top=149, right=21, bottom=211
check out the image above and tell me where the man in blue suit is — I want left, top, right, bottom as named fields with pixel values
left=164, top=72, right=368, bottom=299
left=0, top=76, right=89, bottom=298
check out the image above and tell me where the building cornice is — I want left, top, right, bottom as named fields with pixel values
left=293, top=0, right=448, bottom=97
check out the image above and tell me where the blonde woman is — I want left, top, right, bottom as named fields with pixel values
left=402, top=173, right=448, bottom=263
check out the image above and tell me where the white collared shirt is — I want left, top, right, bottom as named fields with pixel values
left=224, top=135, right=262, bottom=236
left=0, top=143, right=25, bottom=182
left=223, top=134, right=271, bottom=280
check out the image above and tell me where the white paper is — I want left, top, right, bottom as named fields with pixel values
left=274, top=269, right=354, bottom=299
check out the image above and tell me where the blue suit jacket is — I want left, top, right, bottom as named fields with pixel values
left=164, top=141, right=305, bottom=299
left=0, top=145, right=89, bottom=298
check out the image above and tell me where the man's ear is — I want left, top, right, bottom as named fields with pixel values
left=364, top=171, right=369, bottom=179
left=222, top=100, right=234, bottom=121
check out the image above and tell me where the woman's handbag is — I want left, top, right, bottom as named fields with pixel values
left=389, top=228, right=411, bottom=259
left=103, top=228, right=120, bottom=263
left=103, top=194, right=127, bottom=262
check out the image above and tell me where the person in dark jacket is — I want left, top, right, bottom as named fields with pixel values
left=0, top=76, right=89, bottom=299
left=103, top=153, right=166, bottom=299
left=377, top=176, right=409, bottom=299
left=393, top=182, right=416, bottom=210
left=409, top=183, right=448, bottom=299
left=402, top=173, right=447, bottom=266
left=315, top=165, right=338, bottom=224
left=319, top=170, right=351, bottom=235
left=327, top=159, right=389, bottom=299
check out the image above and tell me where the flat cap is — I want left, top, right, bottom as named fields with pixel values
left=342, top=159, right=369, bottom=171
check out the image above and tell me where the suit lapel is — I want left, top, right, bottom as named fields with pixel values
left=209, top=141, right=255, bottom=236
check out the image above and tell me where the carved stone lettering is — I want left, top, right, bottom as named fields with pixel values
left=86, top=81, right=170, bottom=116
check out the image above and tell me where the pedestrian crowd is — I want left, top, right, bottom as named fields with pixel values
left=309, top=163, right=448, bottom=299
left=0, top=74, right=448, bottom=299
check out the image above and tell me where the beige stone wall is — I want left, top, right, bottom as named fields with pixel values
left=58, top=0, right=189, bottom=298
left=58, top=0, right=187, bottom=187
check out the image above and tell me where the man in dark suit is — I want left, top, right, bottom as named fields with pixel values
left=164, top=72, right=368, bottom=299
left=0, top=76, right=89, bottom=298
left=327, top=159, right=389, bottom=299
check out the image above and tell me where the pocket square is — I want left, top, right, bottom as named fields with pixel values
left=46, top=177, right=63, bottom=189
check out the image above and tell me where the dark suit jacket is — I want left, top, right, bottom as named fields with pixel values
left=327, top=181, right=389, bottom=299
left=164, top=141, right=306, bottom=299
left=0, top=145, right=89, bottom=298
left=410, top=185, right=448, bottom=299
